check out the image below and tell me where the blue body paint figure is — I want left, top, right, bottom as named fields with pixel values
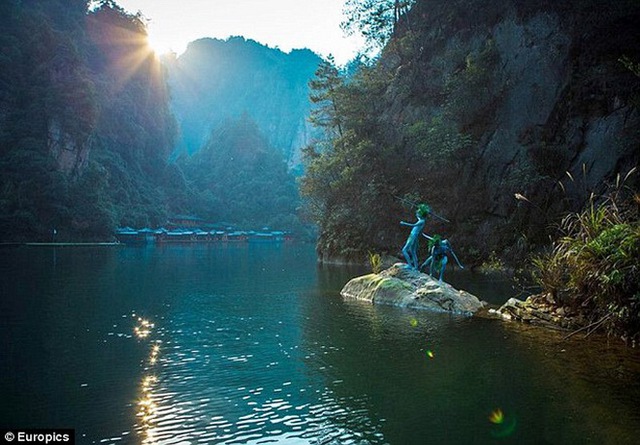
left=400, top=205, right=430, bottom=269
left=420, top=237, right=464, bottom=282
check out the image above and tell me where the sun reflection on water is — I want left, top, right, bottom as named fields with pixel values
left=134, top=318, right=154, bottom=339
left=133, top=317, right=162, bottom=444
left=150, top=343, right=160, bottom=365
left=137, top=385, right=159, bottom=445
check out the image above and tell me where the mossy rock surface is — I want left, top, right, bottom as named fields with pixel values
left=340, top=263, right=484, bottom=315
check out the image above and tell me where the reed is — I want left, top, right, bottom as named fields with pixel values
left=368, top=251, right=383, bottom=274
left=532, top=190, right=640, bottom=343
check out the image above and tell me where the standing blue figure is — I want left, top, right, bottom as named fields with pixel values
left=420, top=236, right=464, bottom=282
left=400, top=204, right=430, bottom=269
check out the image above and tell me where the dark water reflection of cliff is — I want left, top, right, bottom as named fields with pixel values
left=0, top=244, right=638, bottom=444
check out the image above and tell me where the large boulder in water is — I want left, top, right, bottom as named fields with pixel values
left=340, top=263, right=484, bottom=315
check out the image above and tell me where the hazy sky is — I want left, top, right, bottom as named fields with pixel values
left=114, top=0, right=365, bottom=65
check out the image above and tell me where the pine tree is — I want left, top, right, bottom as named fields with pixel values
left=308, top=55, right=345, bottom=139
left=341, top=0, right=415, bottom=52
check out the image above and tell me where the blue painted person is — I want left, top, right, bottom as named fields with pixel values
left=420, top=235, right=464, bottom=282
left=400, top=204, right=431, bottom=269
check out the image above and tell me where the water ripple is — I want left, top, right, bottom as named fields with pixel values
left=130, top=300, right=386, bottom=444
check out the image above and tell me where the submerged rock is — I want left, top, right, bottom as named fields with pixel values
left=340, top=263, right=484, bottom=315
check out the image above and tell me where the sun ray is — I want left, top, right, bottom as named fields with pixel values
left=88, top=6, right=163, bottom=92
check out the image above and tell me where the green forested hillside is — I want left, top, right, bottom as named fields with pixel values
left=166, top=37, right=322, bottom=171
left=0, top=0, right=179, bottom=241
left=180, top=114, right=302, bottom=230
left=302, top=0, right=640, bottom=264
left=0, top=0, right=308, bottom=241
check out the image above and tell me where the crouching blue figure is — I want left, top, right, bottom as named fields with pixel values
left=420, top=235, right=464, bottom=282
left=400, top=204, right=431, bottom=269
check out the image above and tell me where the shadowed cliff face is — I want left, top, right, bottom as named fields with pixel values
left=446, top=7, right=639, bottom=255
left=307, top=0, right=640, bottom=263
left=165, top=37, right=322, bottom=172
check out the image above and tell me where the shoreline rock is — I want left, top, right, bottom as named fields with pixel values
left=489, top=294, right=582, bottom=331
left=340, top=263, right=485, bottom=315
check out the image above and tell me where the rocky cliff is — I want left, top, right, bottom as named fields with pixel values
left=404, top=0, right=640, bottom=257
left=165, top=37, right=322, bottom=171
left=306, top=0, right=640, bottom=264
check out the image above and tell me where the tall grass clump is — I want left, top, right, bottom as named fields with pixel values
left=532, top=187, right=640, bottom=344
left=368, top=251, right=383, bottom=274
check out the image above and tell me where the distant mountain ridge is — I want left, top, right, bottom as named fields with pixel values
left=165, top=37, right=322, bottom=171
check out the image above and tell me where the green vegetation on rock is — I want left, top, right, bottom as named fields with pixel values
left=531, top=188, right=640, bottom=343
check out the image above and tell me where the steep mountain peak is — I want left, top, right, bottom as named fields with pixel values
left=167, top=36, right=322, bottom=168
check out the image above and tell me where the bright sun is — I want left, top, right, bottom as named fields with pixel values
left=146, top=27, right=184, bottom=56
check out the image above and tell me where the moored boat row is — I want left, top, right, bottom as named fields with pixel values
left=115, top=227, right=291, bottom=244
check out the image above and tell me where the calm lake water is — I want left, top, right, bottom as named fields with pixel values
left=1, top=244, right=639, bottom=444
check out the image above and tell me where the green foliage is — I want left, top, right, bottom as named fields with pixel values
left=68, top=161, right=117, bottom=238
left=443, top=39, right=503, bottom=136
left=531, top=251, right=568, bottom=299
left=619, top=55, right=640, bottom=78
left=0, top=149, right=69, bottom=240
left=479, top=251, right=507, bottom=273
left=301, top=32, right=479, bottom=260
left=342, top=0, right=416, bottom=54
left=182, top=114, right=302, bottom=230
left=405, top=116, right=473, bottom=168
left=303, top=0, right=640, bottom=269
left=302, top=127, right=397, bottom=257
left=532, top=193, right=640, bottom=342
left=309, top=56, right=345, bottom=138
left=0, top=0, right=179, bottom=241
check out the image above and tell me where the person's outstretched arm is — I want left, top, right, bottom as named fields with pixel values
left=450, top=249, right=464, bottom=269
